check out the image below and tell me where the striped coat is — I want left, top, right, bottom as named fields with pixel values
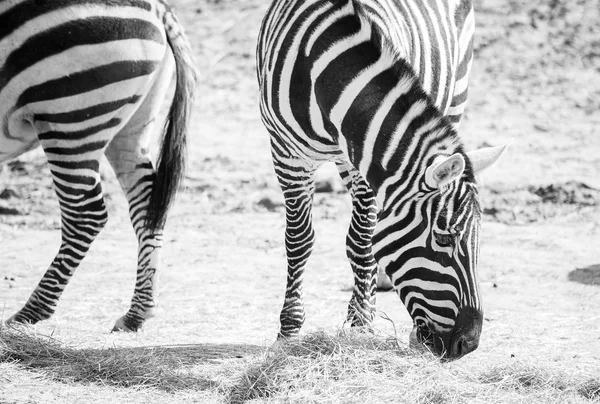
left=2, top=0, right=197, bottom=331
left=257, top=0, right=507, bottom=359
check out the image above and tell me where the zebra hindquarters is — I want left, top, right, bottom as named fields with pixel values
left=105, top=47, right=177, bottom=332
left=273, top=154, right=318, bottom=338
left=336, top=163, right=379, bottom=329
left=7, top=39, right=168, bottom=329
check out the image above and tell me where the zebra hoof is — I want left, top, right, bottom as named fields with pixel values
left=350, top=324, right=375, bottom=334
left=5, top=313, right=34, bottom=327
left=111, top=316, right=141, bottom=333
left=4, top=315, right=17, bottom=326
left=3, top=316, right=18, bottom=329
left=272, top=333, right=298, bottom=350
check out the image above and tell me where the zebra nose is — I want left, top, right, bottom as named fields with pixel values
left=445, top=306, right=483, bottom=360
left=447, top=332, right=479, bottom=359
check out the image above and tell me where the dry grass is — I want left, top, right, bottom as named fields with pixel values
left=1, top=326, right=598, bottom=403
left=229, top=330, right=598, bottom=404
left=0, top=325, right=220, bottom=393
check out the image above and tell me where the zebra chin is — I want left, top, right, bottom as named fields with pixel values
left=408, top=306, right=483, bottom=361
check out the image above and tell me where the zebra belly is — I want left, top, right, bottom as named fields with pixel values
left=0, top=117, right=40, bottom=163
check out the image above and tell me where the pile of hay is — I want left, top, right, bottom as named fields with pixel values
left=1, top=326, right=598, bottom=403
left=229, top=330, right=599, bottom=404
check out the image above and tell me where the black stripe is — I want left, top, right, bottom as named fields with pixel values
left=53, top=181, right=103, bottom=203
left=405, top=294, right=459, bottom=321
left=50, top=169, right=98, bottom=187
left=38, top=118, right=121, bottom=141
left=364, top=80, right=432, bottom=190
left=267, top=1, right=339, bottom=153
left=400, top=285, right=459, bottom=307
left=0, top=0, right=151, bottom=41
left=381, top=111, right=448, bottom=195
left=35, top=95, right=141, bottom=123
left=401, top=3, right=427, bottom=93
left=341, top=65, right=396, bottom=166
left=450, top=88, right=468, bottom=106
left=44, top=140, right=108, bottom=155
left=454, top=39, right=473, bottom=84
left=419, top=5, right=441, bottom=103
left=429, top=1, right=453, bottom=109
left=50, top=159, right=100, bottom=171
left=18, top=60, right=158, bottom=108
left=397, top=265, right=460, bottom=293
left=306, top=5, right=357, bottom=59
left=313, top=16, right=364, bottom=118
left=0, top=17, right=163, bottom=92
left=266, top=0, right=302, bottom=73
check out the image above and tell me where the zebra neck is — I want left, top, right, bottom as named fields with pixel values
left=302, top=2, right=464, bottom=210
left=331, top=59, right=462, bottom=211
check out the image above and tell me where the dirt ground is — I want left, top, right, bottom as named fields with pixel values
left=1, top=0, right=599, bottom=401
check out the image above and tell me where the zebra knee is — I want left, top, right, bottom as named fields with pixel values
left=346, top=218, right=375, bottom=262
left=79, top=204, right=108, bottom=236
left=62, top=198, right=109, bottom=240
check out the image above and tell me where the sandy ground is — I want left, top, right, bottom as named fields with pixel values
left=1, top=0, right=599, bottom=400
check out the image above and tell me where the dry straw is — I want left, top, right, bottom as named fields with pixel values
left=228, top=330, right=599, bottom=404
left=1, top=325, right=598, bottom=403
left=0, top=325, right=215, bottom=392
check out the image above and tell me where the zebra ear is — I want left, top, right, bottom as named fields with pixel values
left=425, top=153, right=465, bottom=189
left=466, top=141, right=511, bottom=174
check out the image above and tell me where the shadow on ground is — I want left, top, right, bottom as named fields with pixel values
left=568, top=264, right=600, bottom=286
left=125, top=342, right=265, bottom=363
left=0, top=327, right=265, bottom=392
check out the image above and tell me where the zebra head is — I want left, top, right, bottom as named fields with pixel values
left=373, top=143, right=509, bottom=360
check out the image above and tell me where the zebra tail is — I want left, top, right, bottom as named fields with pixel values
left=146, top=9, right=198, bottom=233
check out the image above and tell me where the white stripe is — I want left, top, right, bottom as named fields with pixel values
left=411, top=303, right=456, bottom=327
left=380, top=99, right=426, bottom=169
left=404, top=291, right=459, bottom=316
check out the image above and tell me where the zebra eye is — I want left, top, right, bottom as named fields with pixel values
left=434, top=232, right=454, bottom=247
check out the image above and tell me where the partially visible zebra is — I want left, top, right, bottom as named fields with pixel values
left=257, top=0, right=508, bottom=359
left=1, top=0, right=197, bottom=331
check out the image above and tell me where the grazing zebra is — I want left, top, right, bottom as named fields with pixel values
left=257, top=0, right=508, bottom=359
left=1, top=0, right=197, bottom=331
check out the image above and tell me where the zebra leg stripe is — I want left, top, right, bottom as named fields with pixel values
left=8, top=143, right=108, bottom=325
left=108, top=154, right=162, bottom=332
left=339, top=164, right=379, bottom=329
left=275, top=157, right=317, bottom=338
left=106, top=49, right=175, bottom=332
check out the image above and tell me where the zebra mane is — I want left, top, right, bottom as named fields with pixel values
left=349, top=1, right=438, bottom=117
left=350, top=0, right=405, bottom=68
left=350, top=0, right=475, bottom=183
left=350, top=0, right=476, bottom=184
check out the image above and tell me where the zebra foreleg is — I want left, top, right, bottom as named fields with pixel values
left=8, top=146, right=108, bottom=325
left=338, top=165, right=379, bottom=329
left=275, top=159, right=317, bottom=338
left=105, top=50, right=175, bottom=332
left=337, top=164, right=393, bottom=294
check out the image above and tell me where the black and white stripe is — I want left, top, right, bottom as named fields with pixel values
left=2, top=0, right=197, bottom=331
left=257, top=0, right=507, bottom=359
